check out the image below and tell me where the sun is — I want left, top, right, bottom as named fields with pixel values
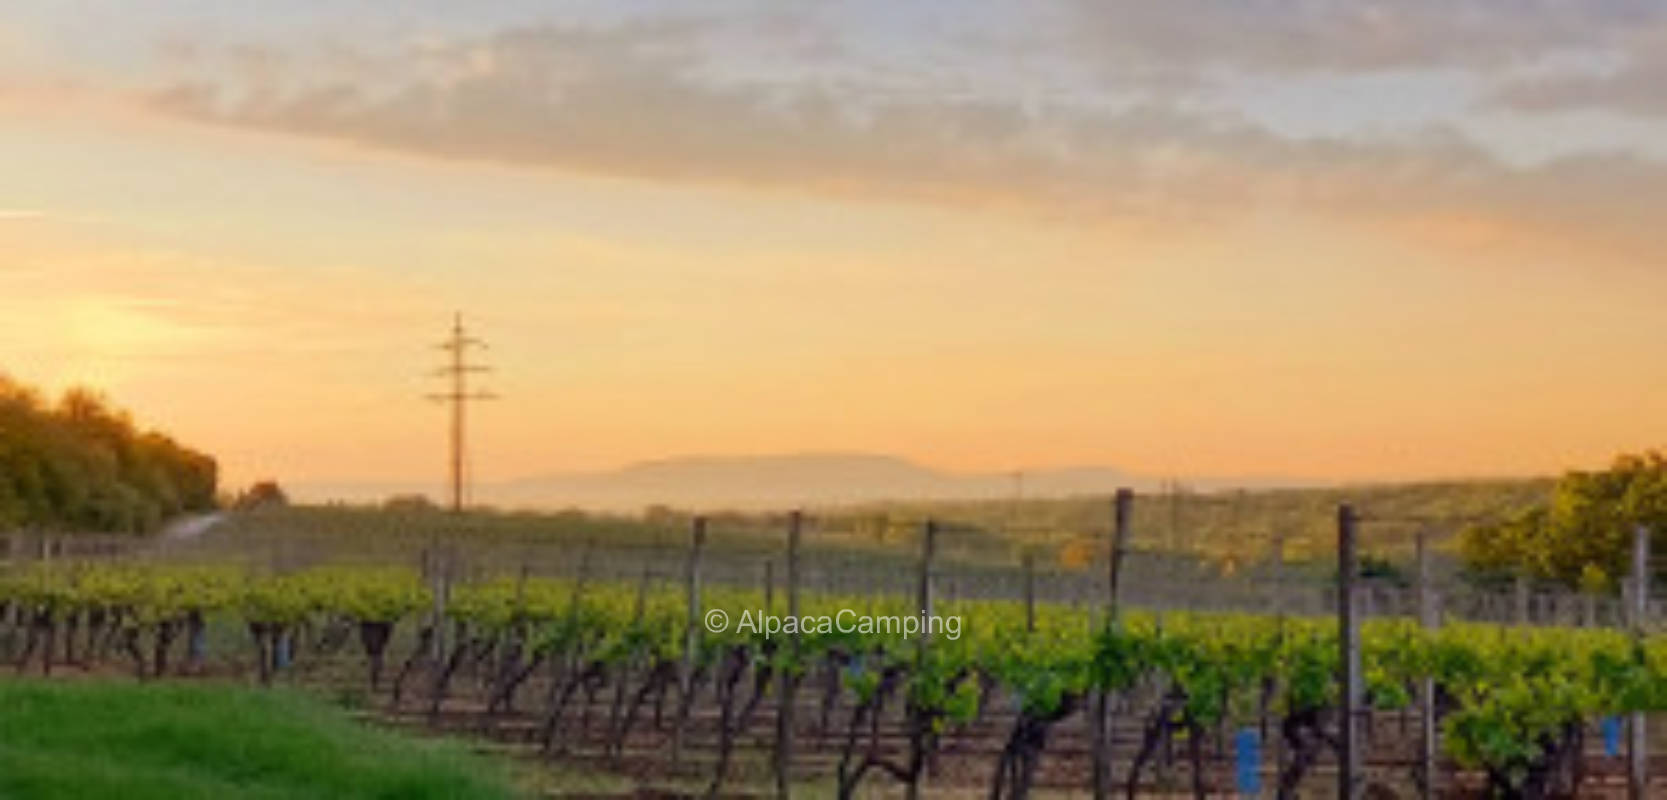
left=51, top=296, right=197, bottom=388
left=67, top=296, right=188, bottom=354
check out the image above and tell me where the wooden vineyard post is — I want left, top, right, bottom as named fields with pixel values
left=1416, top=529, right=1439, bottom=798
left=1023, top=551, right=1037, bottom=633
left=1270, top=529, right=1287, bottom=626
left=606, top=565, right=651, bottom=761
left=774, top=510, right=802, bottom=799
left=1092, top=488, right=1133, bottom=800
left=673, top=516, right=707, bottom=768
left=1338, top=504, right=1364, bottom=800
left=423, top=549, right=459, bottom=725
left=538, top=540, right=592, bottom=753
left=903, top=518, right=938, bottom=800
left=918, top=519, right=938, bottom=624
left=430, top=550, right=451, bottom=663
left=564, top=539, right=595, bottom=625
left=1110, top=489, right=1132, bottom=614
left=1270, top=528, right=1288, bottom=783
left=1630, top=524, right=1650, bottom=800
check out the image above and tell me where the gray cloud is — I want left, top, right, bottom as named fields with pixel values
left=1492, top=37, right=1667, bottom=116
left=1061, top=0, right=1664, bottom=76
left=140, top=22, right=1667, bottom=260
left=1059, top=0, right=1667, bottom=120
left=146, top=25, right=1217, bottom=217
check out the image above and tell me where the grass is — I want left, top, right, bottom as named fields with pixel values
left=0, top=680, right=517, bottom=800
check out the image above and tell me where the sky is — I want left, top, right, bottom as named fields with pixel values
left=3, top=1, right=1667, bottom=493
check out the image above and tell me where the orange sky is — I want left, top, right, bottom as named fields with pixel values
left=4, top=3, right=1667, bottom=492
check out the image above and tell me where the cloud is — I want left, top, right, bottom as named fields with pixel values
left=130, top=21, right=1667, bottom=261
left=144, top=25, right=1223, bottom=218
left=1060, top=0, right=1665, bottom=76
left=1492, top=36, right=1667, bottom=117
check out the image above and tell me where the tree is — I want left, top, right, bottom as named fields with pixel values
left=0, top=375, right=217, bottom=533
left=1459, top=451, right=1667, bottom=590
left=238, top=481, right=289, bottom=510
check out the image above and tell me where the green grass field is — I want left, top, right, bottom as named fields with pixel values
left=0, top=680, right=516, bottom=800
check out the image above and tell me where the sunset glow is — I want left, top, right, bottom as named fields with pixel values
left=5, top=2, right=1667, bottom=497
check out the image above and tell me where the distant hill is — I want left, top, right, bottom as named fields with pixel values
left=293, top=452, right=1188, bottom=510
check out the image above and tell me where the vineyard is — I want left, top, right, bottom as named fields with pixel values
left=3, top=519, right=1667, bottom=800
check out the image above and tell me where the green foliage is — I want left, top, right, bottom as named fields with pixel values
left=11, top=561, right=1667, bottom=793
left=1460, top=450, right=1667, bottom=588
left=0, top=563, right=431, bottom=628
left=0, top=377, right=217, bottom=533
left=0, top=680, right=514, bottom=799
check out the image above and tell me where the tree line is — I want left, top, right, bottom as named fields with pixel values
left=0, top=375, right=216, bottom=534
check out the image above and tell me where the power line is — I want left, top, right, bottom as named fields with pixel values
left=426, top=312, right=496, bottom=513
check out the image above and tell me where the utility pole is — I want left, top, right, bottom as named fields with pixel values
left=427, top=312, right=495, bottom=513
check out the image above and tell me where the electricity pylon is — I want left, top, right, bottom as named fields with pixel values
left=427, top=313, right=496, bottom=513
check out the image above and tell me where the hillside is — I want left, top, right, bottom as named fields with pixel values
left=822, top=477, right=1556, bottom=564
left=216, top=477, right=1554, bottom=575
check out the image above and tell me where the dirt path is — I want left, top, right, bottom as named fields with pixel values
left=158, top=511, right=227, bottom=542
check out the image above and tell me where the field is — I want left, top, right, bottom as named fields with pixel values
left=836, top=477, right=1553, bottom=564
left=0, top=679, right=514, bottom=799
left=110, top=479, right=1564, bottom=626
left=2, top=541, right=1664, bottom=799
left=10, top=0, right=1660, bottom=795
left=129, top=476, right=1553, bottom=581
left=5, top=481, right=1647, bottom=799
